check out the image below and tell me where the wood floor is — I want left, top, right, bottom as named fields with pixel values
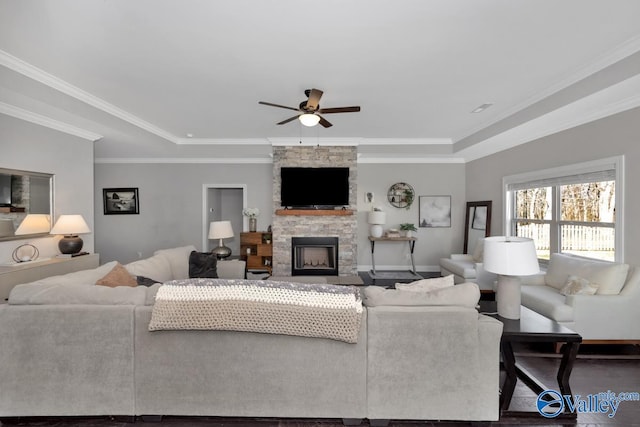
left=2, top=272, right=638, bottom=427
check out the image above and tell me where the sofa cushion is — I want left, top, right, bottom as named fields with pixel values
left=395, top=274, right=454, bottom=292
left=17, top=261, right=118, bottom=287
left=521, top=285, right=574, bottom=322
left=363, top=282, right=480, bottom=308
left=188, top=251, right=218, bottom=278
left=125, top=254, right=173, bottom=282
left=545, top=253, right=629, bottom=295
left=560, top=275, right=598, bottom=296
left=439, top=258, right=477, bottom=279
left=96, top=262, right=138, bottom=287
left=154, top=245, right=197, bottom=280
left=9, top=282, right=149, bottom=305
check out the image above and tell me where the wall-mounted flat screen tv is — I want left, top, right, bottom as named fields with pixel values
left=280, top=167, right=349, bottom=208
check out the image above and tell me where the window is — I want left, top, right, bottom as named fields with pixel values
left=504, top=157, right=623, bottom=262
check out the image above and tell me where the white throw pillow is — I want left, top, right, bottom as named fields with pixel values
left=395, top=274, right=454, bottom=292
left=560, top=275, right=598, bottom=296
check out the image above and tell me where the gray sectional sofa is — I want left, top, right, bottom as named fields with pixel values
left=0, top=246, right=503, bottom=423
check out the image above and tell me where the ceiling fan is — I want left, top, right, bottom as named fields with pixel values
left=258, top=88, right=360, bottom=128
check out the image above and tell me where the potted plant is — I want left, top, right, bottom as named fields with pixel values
left=400, top=223, right=417, bottom=237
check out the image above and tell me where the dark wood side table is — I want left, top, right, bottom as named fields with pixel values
left=479, top=301, right=582, bottom=418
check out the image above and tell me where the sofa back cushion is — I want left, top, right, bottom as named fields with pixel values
left=154, top=245, right=197, bottom=280
left=545, top=253, right=629, bottom=295
left=125, top=254, right=173, bottom=283
left=15, top=261, right=118, bottom=287
left=9, top=282, right=149, bottom=305
left=363, top=282, right=480, bottom=307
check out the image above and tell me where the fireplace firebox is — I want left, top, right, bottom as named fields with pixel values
left=291, top=237, right=339, bottom=276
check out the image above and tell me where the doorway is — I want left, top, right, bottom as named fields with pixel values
left=202, top=184, right=247, bottom=256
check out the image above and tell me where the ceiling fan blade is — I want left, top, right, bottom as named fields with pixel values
left=305, top=88, right=323, bottom=111
left=318, top=115, right=333, bottom=128
left=317, top=106, right=361, bottom=114
left=258, top=101, right=300, bottom=112
left=277, top=115, right=300, bottom=125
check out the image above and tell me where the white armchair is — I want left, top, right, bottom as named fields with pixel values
left=439, top=238, right=496, bottom=291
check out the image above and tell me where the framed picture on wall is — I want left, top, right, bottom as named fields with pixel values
left=103, top=188, right=139, bottom=215
left=419, top=195, right=451, bottom=228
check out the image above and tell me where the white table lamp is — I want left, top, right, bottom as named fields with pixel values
left=50, top=214, right=91, bottom=254
left=367, top=211, right=386, bottom=238
left=483, top=236, right=539, bottom=320
left=209, top=220, right=234, bottom=259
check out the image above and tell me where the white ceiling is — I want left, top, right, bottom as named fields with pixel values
left=1, top=0, right=640, bottom=163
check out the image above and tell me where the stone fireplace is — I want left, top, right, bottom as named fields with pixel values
left=291, top=236, right=339, bottom=276
left=271, top=146, right=357, bottom=276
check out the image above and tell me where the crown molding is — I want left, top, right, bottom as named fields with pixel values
left=0, top=102, right=103, bottom=141
left=356, top=156, right=465, bottom=164
left=455, top=34, right=640, bottom=142
left=361, top=138, right=452, bottom=145
left=458, top=73, right=640, bottom=162
left=174, top=138, right=270, bottom=145
left=94, top=157, right=273, bottom=164
left=0, top=49, right=178, bottom=144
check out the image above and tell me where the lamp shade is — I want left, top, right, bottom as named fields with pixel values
left=208, top=220, right=234, bottom=239
left=15, top=214, right=51, bottom=235
left=483, top=236, right=539, bottom=276
left=50, top=215, right=91, bottom=236
left=367, top=211, right=386, bottom=225
left=299, top=113, right=320, bottom=127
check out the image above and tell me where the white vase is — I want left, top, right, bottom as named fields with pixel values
left=404, top=230, right=413, bottom=238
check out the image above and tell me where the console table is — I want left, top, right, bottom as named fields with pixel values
left=480, top=301, right=582, bottom=418
left=0, top=254, right=100, bottom=303
left=368, top=236, right=422, bottom=279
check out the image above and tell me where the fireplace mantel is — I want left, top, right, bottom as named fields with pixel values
left=275, top=209, right=354, bottom=216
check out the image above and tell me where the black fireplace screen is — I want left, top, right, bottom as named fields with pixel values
left=291, top=237, right=339, bottom=276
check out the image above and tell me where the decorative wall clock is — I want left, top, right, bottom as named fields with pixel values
left=387, top=182, right=415, bottom=209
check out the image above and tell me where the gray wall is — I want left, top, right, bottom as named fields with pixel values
left=357, top=163, right=466, bottom=271
left=465, top=106, right=640, bottom=264
left=0, top=115, right=95, bottom=262
left=94, top=163, right=272, bottom=264
left=95, top=160, right=467, bottom=271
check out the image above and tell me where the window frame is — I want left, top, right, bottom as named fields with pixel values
left=503, top=156, right=624, bottom=263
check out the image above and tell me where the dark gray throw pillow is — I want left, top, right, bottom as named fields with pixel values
left=136, top=275, right=161, bottom=287
left=189, top=251, right=218, bottom=278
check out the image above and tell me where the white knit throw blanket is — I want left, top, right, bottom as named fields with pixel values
left=148, top=278, right=363, bottom=343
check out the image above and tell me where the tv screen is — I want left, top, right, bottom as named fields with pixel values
left=0, top=174, right=11, bottom=207
left=280, top=167, right=349, bottom=208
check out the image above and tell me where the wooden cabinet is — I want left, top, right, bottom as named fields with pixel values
left=240, top=232, right=272, bottom=274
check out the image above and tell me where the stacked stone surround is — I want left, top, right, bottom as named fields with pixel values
left=272, top=146, right=357, bottom=276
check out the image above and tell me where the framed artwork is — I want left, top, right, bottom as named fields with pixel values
left=103, top=188, right=139, bottom=215
left=419, top=195, right=451, bottom=228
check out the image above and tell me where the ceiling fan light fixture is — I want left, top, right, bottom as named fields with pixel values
left=299, top=113, right=320, bottom=127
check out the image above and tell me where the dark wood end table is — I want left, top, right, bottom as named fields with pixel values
left=479, top=301, right=582, bottom=418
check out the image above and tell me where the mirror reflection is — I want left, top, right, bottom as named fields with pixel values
left=464, top=201, right=492, bottom=254
left=0, top=168, right=53, bottom=241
